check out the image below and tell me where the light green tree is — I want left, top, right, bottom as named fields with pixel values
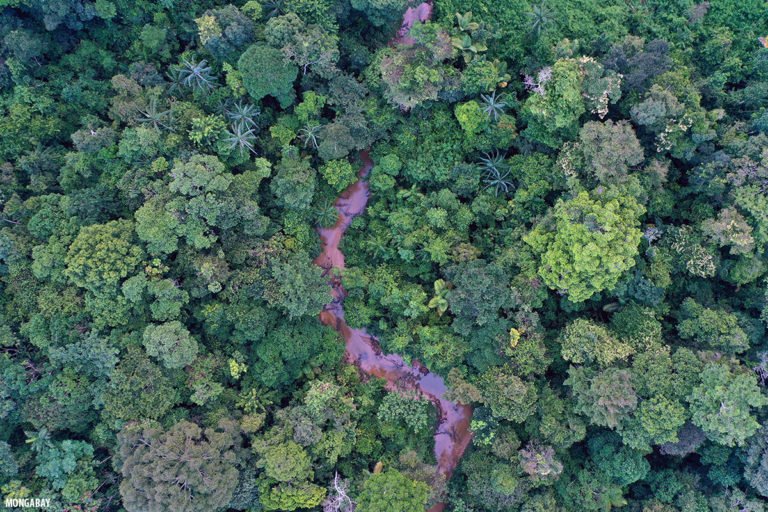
left=319, top=159, right=357, bottom=192
left=637, top=395, right=686, bottom=445
left=525, top=191, right=645, bottom=302
left=65, top=219, right=143, bottom=294
left=256, top=441, right=326, bottom=511
left=356, top=469, right=430, bottom=512
left=678, top=298, right=749, bottom=354
left=559, top=318, right=633, bottom=367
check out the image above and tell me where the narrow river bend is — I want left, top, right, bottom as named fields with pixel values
left=314, top=151, right=474, bottom=512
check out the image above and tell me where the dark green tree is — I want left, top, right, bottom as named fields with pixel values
left=239, top=44, right=299, bottom=108
left=688, top=363, right=767, bottom=447
left=101, top=347, right=179, bottom=426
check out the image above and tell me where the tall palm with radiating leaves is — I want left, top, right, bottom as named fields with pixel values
left=223, top=122, right=258, bottom=156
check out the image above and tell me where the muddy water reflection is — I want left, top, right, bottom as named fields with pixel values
left=314, top=152, right=473, bottom=511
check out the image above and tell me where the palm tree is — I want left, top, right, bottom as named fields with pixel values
left=529, top=2, right=552, bottom=37
left=480, top=91, right=507, bottom=121
left=263, top=0, right=286, bottom=18
left=363, top=232, right=394, bottom=261
left=137, top=97, right=172, bottom=130
left=478, top=151, right=507, bottom=173
left=455, top=12, right=480, bottom=33
left=169, top=59, right=217, bottom=94
left=223, top=122, right=258, bottom=156
left=478, top=151, right=514, bottom=196
left=298, top=123, right=322, bottom=150
left=225, top=101, right=260, bottom=130
left=482, top=166, right=514, bottom=196
left=25, top=428, right=51, bottom=453
left=315, top=200, right=338, bottom=228
left=451, top=34, right=487, bottom=64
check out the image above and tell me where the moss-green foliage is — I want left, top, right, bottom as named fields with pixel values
left=259, top=481, right=327, bottom=511
left=525, top=191, right=645, bottom=302
left=356, top=469, right=430, bottom=512
left=64, top=220, right=143, bottom=294
left=559, top=318, right=633, bottom=367
left=261, top=253, right=331, bottom=319
left=454, top=99, right=487, bottom=138
left=566, top=366, right=637, bottom=429
left=134, top=154, right=269, bottom=255
left=677, top=298, right=749, bottom=354
left=271, top=150, right=317, bottom=210
left=101, top=347, right=179, bottom=426
left=637, top=395, right=686, bottom=446
left=319, top=158, right=357, bottom=191
left=478, top=365, right=538, bottom=423
left=377, top=392, right=432, bottom=435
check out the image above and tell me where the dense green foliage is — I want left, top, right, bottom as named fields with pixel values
left=1, top=0, right=768, bottom=511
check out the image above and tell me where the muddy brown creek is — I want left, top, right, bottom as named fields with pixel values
left=314, top=150, right=474, bottom=511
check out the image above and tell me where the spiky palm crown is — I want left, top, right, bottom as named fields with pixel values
left=223, top=122, right=258, bottom=156
left=480, top=91, right=507, bottom=121
left=478, top=151, right=514, bottom=196
left=315, top=200, right=339, bottom=228
left=529, top=2, right=552, bottom=36
left=298, top=123, right=322, bottom=150
left=171, top=59, right=218, bottom=93
left=482, top=168, right=514, bottom=196
left=226, top=101, right=261, bottom=130
left=137, top=97, right=172, bottom=130
left=263, top=0, right=285, bottom=18
left=478, top=151, right=507, bottom=172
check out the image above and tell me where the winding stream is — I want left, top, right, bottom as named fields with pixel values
left=314, top=148, right=474, bottom=510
